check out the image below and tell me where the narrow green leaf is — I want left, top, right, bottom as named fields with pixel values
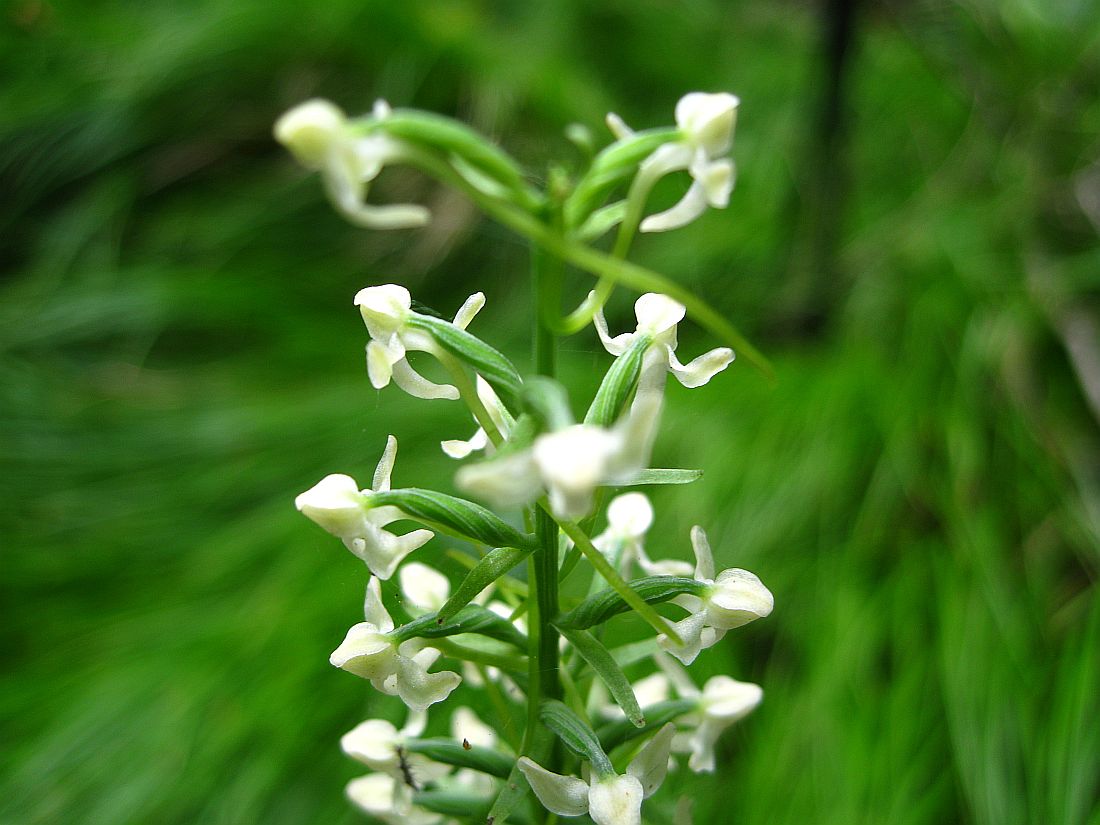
left=369, top=488, right=536, bottom=550
left=596, top=699, right=698, bottom=753
left=555, top=576, right=707, bottom=631
left=539, top=699, right=614, bottom=775
left=438, top=546, right=533, bottom=624
left=407, top=314, right=524, bottom=407
left=393, top=604, right=527, bottom=650
left=404, top=738, right=515, bottom=779
left=618, top=468, right=703, bottom=486
left=558, top=627, right=645, bottom=727
left=584, top=336, right=648, bottom=426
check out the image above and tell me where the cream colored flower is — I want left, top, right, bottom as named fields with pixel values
left=657, top=527, right=773, bottom=664
left=275, top=98, right=431, bottom=230
left=518, top=724, right=675, bottom=825
left=295, top=436, right=433, bottom=579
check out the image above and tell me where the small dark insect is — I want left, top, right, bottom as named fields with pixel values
left=462, top=738, right=472, bottom=751
left=395, top=746, right=420, bottom=791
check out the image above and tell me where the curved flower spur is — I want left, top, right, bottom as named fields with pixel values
left=280, top=89, right=774, bottom=825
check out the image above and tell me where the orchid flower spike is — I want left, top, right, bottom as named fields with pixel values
left=330, top=578, right=461, bottom=711
left=275, top=98, right=431, bottom=230
left=655, top=652, right=763, bottom=772
left=633, top=92, right=739, bottom=233
left=657, top=526, right=774, bottom=665
left=356, top=284, right=486, bottom=401
left=594, top=292, right=734, bottom=390
left=295, top=436, right=433, bottom=579
left=518, top=723, right=676, bottom=825
left=595, top=492, right=695, bottom=576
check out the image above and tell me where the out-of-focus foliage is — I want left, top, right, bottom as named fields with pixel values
left=1, top=1, right=1098, bottom=824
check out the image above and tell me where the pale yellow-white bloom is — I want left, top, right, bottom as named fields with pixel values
left=518, top=724, right=675, bottom=825
left=275, top=98, right=431, bottom=230
left=655, top=652, right=763, bottom=772
left=295, top=436, right=433, bottom=579
left=594, top=492, right=694, bottom=577
left=656, top=527, right=773, bottom=664
left=330, top=578, right=461, bottom=711
left=345, top=773, right=443, bottom=825
left=635, top=92, right=739, bottom=233
left=340, top=709, right=448, bottom=784
left=593, top=292, right=734, bottom=390
left=356, top=284, right=485, bottom=401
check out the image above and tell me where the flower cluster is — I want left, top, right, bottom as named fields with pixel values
left=281, top=91, right=772, bottom=825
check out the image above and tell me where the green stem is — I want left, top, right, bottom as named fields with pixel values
left=551, top=510, right=683, bottom=644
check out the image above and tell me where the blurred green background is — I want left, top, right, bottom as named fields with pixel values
left=2, top=1, right=1099, bottom=823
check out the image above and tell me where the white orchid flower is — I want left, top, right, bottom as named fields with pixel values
left=655, top=652, right=763, bottom=773
left=345, top=774, right=444, bottom=825
left=594, top=492, right=693, bottom=577
left=341, top=709, right=448, bottom=786
left=518, top=723, right=675, bottom=825
left=594, top=292, right=734, bottom=390
left=295, top=436, right=433, bottom=579
left=626, top=92, right=738, bottom=233
left=356, top=284, right=486, bottom=401
left=330, top=578, right=461, bottom=711
left=275, top=98, right=431, bottom=230
left=657, top=526, right=773, bottom=664
left=441, top=376, right=514, bottom=458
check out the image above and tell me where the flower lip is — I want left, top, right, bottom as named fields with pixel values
left=588, top=773, right=644, bottom=825
left=354, top=284, right=413, bottom=338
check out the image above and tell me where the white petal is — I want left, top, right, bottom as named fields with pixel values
left=274, top=99, right=347, bottom=168
left=693, top=156, right=734, bottom=207
left=534, top=425, right=622, bottom=519
left=656, top=610, right=708, bottom=666
left=517, top=758, right=590, bottom=817
left=341, top=719, right=402, bottom=771
left=668, top=347, right=734, bottom=388
left=640, top=180, right=709, bottom=233
left=636, top=551, right=695, bottom=578
left=639, top=142, right=694, bottom=179
left=345, top=774, right=397, bottom=818
left=633, top=294, right=685, bottom=337
left=441, top=427, right=489, bottom=459
left=452, top=292, right=486, bottom=330
left=702, top=676, right=763, bottom=720
left=295, top=474, right=366, bottom=540
left=605, top=112, right=635, bottom=140
left=330, top=621, right=396, bottom=680
left=588, top=774, right=644, bottom=825
left=627, top=723, right=676, bottom=798
left=674, top=92, right=738, bottom=157
left=373, top=435, right=399, bottom=492
left=390, top=359, right=460, bottom=401
left=690, top=526, right=715, bottom=581
left=400, top=562, right=450, bottom=614
left=592, top=294, right=634, bottom=357
left=705, top=568, right=773, bottom=629
left=363, top=577, right=395, bottom=631
left=355, top=284, right=412, bottom=338
left=366, top=338, right=400, bottom=389
left=456, top=449, right=543, bottom=509
left=393, top=654, right=461, bottom=712
left=346, top=524, right=433, bottom=580
left=606, top=493, right=653, bottom=540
